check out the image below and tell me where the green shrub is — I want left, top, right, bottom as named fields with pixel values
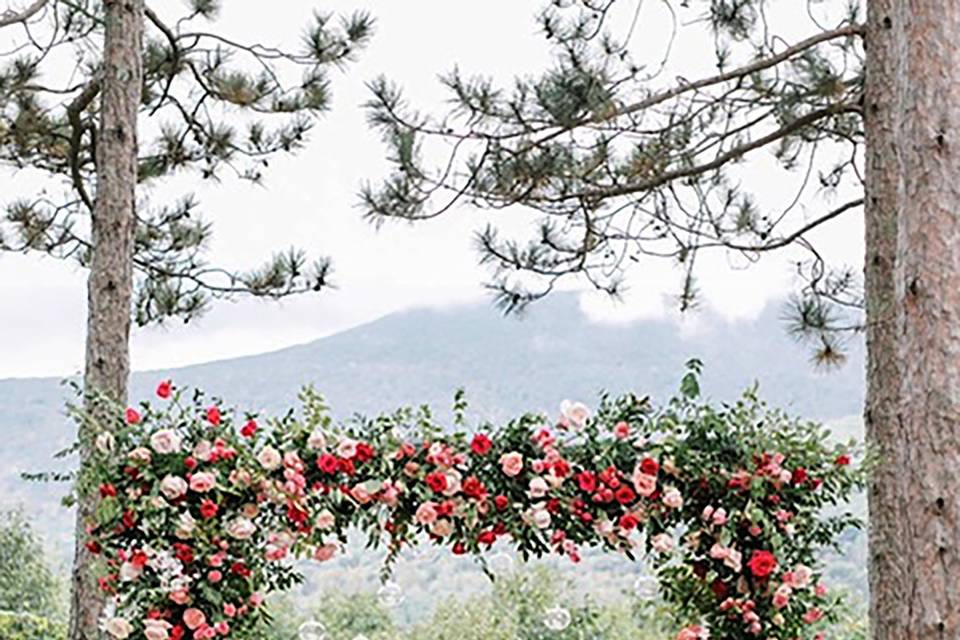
left=0, top=611, right=67, bottom=640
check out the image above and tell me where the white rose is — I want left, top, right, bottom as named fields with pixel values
left=95, top=432, right=115, bottom=454
left=337, top=438, right=358, bottom=459
left=651, top=533, right=674, bottom=553
left=149, top=429, right=181, bottom=454
left=175, top=511, right=196, bottom=539
left=159, top=475, right=188, bottom=500
left=257, top=445, right=282, bottom=470
left=102, top=617, right=133, bottom=639
left=306, top=427, right=327, bottom=450
left=559, top=400, right=591, bottom=430
left=527, top=477, right=549, bottom=498
left=143, top=619, right=171, bottom=640
left=530, top=506, right=552, bottom=529
left=128, top=447, right=152, bottom=464
left=662, top=487, right=683, bottom=510
left=315, top=509, right=336, bottom=530
left=226, top=517, right=257, bottom=540
left=119, top=561, right=143, bottom=582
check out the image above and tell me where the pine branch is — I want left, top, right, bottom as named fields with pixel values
left=556, top=103, right=860, bottom=202
left=66, top=79, right=102, bottom=211
left=520, top=23, right=864, bottom=152
left=0, top=0, right=47, bottom=28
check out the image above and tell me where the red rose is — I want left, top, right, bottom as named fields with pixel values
left=240, top=420, right=258, bottom=438
left=170, top=626, right=185, bottom=640
left=199, top=499, right=219, bottom=520
left=339, top=458, right=356, bottom=475
left=317, top=453, right=338, bottom=474
left=355, top=442, right=375, bottom=463
left=184, top=456, right=197, bottom=470
left=130, top=550, right=149, bottom=568
left=205, top=406, right=221, bottom=426
left=577, top=470, right=597, bottom=493
left=156, top=380, right=172, bottom=399
left=494, top=495, right=509, bottom=511
left=710, top=579, right=729, bottom=599
left=552, top=459, right=571, bottom=478
left=122, top=510, right=137, bottom=529
left=436, top=500, right=455, bottom=517
left=425, top=471, right=448, bottom=493
left=792, top=467, right=808, bottom=485
left=477, top=530, right=496, bottom=546
left=99, top=483, right=117, bottom=498
left=230, top=562, right=250, bottom=577
left=747, top=550, right=778, bottom=578
left=618, top=513, right=640, bottom=530
left=85, top=540, right=101, bottom=554
left=599, top=466, right=620, bottom=488
left=125, top=408, right=140, bottom=425
left=462, top=476, right=487, bottom=499
left=640, top=457, right=659, bottom=476
left=173, top=543, right=194, bottom=564
left=471, top=433, right=493, bottom=456
left=835, top=454, right=851, bottom=466
left=452, top=542, right=466, bottom=555
left=615, top=485, right=636, bottom=505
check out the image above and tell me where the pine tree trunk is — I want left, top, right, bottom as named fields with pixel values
left=863, top=1, right=909, bottom=638
left=891, top=2, right=960, bottom=637
left=68, top=1, right=143, bottom=638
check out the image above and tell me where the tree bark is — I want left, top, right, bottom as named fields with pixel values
left=892, top=1, right=960, bottom=637
left=69, top=1, right=143, bottom=638
left=863, top=1, right=909, bottom=638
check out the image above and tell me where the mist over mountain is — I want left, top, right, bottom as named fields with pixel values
left=0, top=293, right=866, bottom=586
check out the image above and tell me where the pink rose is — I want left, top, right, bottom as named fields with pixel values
left=143, top=619, right=171, bottom=640
left=632, top=469, right=657, bottom=497
left=676, top=625, right=707, bottom=640
left=128, top=447, right=152, bottom=464
left=149, top=429, right=181, bottom=454
left=182, top=608, right=206, bottom=630
left=803, top=607, right=824, bottom=624
left=169, top=588, right=191, bottom=605
left=256, top=445, right=282, bottom=470
left=500, top=451, right=524, bottom=477
left=102, top=617, right=133, bottom=639
left=651, top=533, right=673, bottom=553
left=415, top=501, right=439, bottom=525
left=613, top=421, right=631, bottom=439
left=527, top=477, right=549, bottom=498
left=712, top=508, right=728, bottom=526
left=430, top=519, right=453, bottom=537
left=226, top=517, right=256, bottom=540
left=189, top=471, right=216, bottom=493
left=337, top=437, right=358, bottom=459
left=160, top=475, right=188, bottom=500
left=662, top=487, right=683, bottom=509
left=314, top=544, right=338, bottom=561
left=315, top=509, right=336, bottom=530
left=786, top=564, right=813, bottom=589
left=559, top=399, right=591, bottom=430
left=773, top=584, right=792, bottom=609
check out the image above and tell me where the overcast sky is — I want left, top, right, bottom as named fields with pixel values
left=0, top=0, right=863, bottom=379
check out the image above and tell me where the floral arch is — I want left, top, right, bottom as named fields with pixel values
left=79, top=363, right=863, bottom=640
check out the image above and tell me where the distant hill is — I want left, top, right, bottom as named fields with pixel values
left=0, top=293, right=867, bottom=606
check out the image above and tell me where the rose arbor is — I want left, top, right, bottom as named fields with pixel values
left=79, top=364, right=864, bottom=640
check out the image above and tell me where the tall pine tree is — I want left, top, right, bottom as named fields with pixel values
left=361, top=1, right=948, bottom=637
left=0, top=1, right=373, bottom=637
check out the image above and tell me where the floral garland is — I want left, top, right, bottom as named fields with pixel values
left=78, top=364, right=864, bottom=640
